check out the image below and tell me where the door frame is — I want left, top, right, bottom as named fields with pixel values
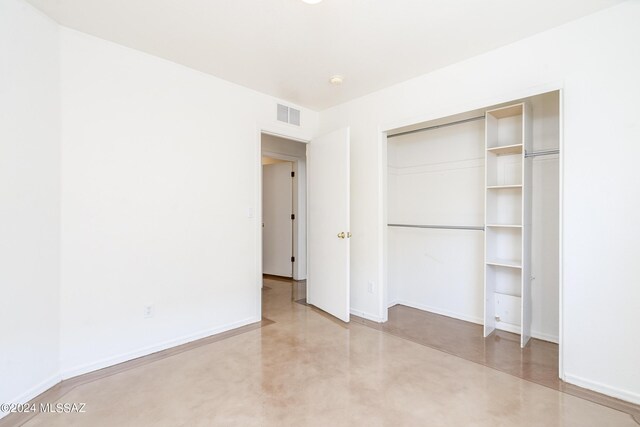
left=255, top=126, right=310, bottom=320
left=378, top=81, right=565, bottom=380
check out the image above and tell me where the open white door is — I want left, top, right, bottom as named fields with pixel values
left=307, top=127, right=350, bottom=322
left=262, top=161, right=293, bottom=277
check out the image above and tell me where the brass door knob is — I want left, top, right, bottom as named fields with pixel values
left=337, top=232, right=346, bottom=239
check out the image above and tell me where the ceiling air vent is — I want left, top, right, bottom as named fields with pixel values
left=276, top=104, right=301, bottom=126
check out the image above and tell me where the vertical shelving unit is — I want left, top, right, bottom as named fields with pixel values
left=483, top=103, right=532, bottom=348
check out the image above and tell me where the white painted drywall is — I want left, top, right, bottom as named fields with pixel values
left=59, top=27, right=318, bottom=377
left=0, top=0, right=61, bottom=416
left=262, top=134, right=307, bottom=280
left=319, top=2, right=640, bottom=403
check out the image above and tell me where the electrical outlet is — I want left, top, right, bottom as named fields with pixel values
left=367, top=281, right=374, bottom=294
left=143, top=304, right=154, bottom=318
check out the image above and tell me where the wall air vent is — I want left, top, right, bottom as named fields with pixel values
left=276, top=104, right=301, bottom=126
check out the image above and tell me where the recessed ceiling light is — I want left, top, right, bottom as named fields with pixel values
left=302, top=0, right=322, bottom=4
left=329, top=75, right=344, bottom=85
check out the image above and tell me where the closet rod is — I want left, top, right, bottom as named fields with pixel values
left=525, top=149, right=560, bottom=158
left=387, top=115, right=485, bottom=139
left=388, top=223, right=485, bottom=231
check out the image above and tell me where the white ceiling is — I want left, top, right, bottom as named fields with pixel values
left=26, top=0, right=622, bottom=110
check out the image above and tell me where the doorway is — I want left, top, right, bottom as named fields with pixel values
left=261, top=133, right=307, bottom=285
left=258, top=126, right=352, bottom=323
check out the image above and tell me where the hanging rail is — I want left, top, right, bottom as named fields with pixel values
left=387, top=223, right=485, bottom=231
left=387, top=115, right=485, bottom=139
left=525, top=149, right=560, bottom=158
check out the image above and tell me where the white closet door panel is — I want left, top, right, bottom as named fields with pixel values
left=307, top=127, right=350, bottom=323
left=262, top=162, right=293, bottom=277
left=530, top=156, right=560, bottom=342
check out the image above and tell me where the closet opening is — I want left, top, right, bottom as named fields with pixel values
left=383, top=90, right=562, bottom=388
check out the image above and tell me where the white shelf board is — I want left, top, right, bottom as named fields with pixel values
left=486, top=224, right=523, bottom=228
left=494, top=291, right=522, bottom=298
left=486, top=258, right=522, bottom=269
left=486, top=184, right=522, bottom=190
left=486, top=104, right=523, bottom=119
left=487, top=144, right=523, bottom=155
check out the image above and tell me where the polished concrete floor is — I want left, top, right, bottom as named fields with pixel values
left=14, top=277, right=639, bottom=426
left=354, top=304, right=561, bottom=388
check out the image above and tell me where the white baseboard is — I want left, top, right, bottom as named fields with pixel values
left=1, top=373, right=62, bottom=420
left=564, top=373, right=640, bottom=405
left=391, top=300, right=484, bottom=325
left=61, top=316, right=261, bottom=380
left=531, top=330, right=559, bottom=344
left=496, top=321, right=521, bottom=334
left=350, top=308, right=385, bottom=323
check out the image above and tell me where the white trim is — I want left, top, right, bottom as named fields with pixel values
left=378, top=127, right=388, bottom=322
left=558, top=88, right=565, bottom=380
left=61, top=316, right=260, bottom=379
left=350, top=308, right=385, bottom=323
left=496, top=321, right=521, bottom=335
left=564, top=374, right=640, bottom=405
left=0, top=374, right=62, bottom=419
left=530, top=330, right=559, bottom=344
left=390, top=300, right=484, bottom=325
left=255, top=128, right=264, bottom=310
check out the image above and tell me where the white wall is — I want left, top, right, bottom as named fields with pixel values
left=262, top=134, right=307, bottom=280
left=0, top=0, right=61, bottom=416
left=59, top=28, right=318, bottom=377
left=319, top=1, right=640, bottom=403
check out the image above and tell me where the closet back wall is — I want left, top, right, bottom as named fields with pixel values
left=387, top=120, right=485, bottom=322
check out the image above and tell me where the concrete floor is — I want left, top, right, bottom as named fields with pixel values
left=14, top=277, right=639, bottom=426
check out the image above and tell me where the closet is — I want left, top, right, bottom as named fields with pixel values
left=387, top=91, right=560, bottom=348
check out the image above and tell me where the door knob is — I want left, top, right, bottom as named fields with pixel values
left=347, top=232, right=352, bottom=238
left=337, top=232, right=346, bottom=239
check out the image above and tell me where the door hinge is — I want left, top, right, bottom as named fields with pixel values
left=291, top=214, right=295, bottom=220
left=291, top=171, right=295, bottom=178
left=291, top=256, right=295, bottom=263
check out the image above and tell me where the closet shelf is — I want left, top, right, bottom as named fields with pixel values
left=486, top=224, right=522, bottom=228
left=486, top=184, right=522, bottom=190
left=486, top=258, right=522, bottom=269
left=494, top=291, right=522, bottom=298
left=487, top=144, right=523, bottom=155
